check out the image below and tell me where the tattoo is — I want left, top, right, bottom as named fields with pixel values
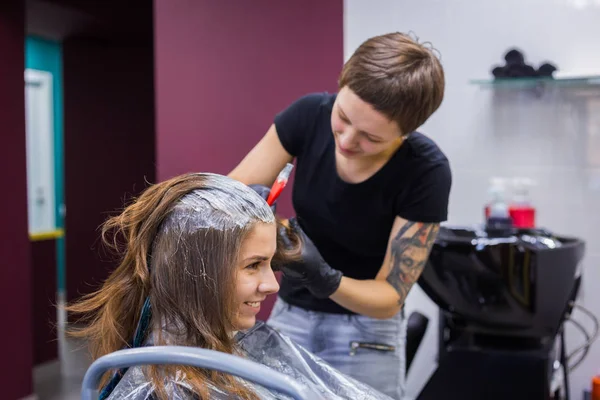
left=386, top=222, right=440, bottom=305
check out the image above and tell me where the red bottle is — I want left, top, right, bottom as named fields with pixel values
left=508, top=205, right=535, bottom=228
left=509, top=178, right=536, bottom=229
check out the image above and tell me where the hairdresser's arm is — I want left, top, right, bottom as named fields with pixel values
left=228, top=124, right=293, bottom=186
left=329, top=217, right=440, bottom=319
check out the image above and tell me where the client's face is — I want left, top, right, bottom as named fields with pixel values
left=233, top=222, right=279, bottom=330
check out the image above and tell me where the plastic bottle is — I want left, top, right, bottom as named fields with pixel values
left=484, top=177, right=513, bottom=231
left=485, top=178, right=508, bottom=217
left=509, top=177, right=536, bottom=228
left=592, top=373, right=600, bottom=400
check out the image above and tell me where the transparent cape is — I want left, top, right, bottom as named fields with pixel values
left=107, top=321, right=393, bottom=400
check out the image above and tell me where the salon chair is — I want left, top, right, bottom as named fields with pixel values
left=406, top=311, right=429, bottom=373
left=81, top=346, right=325, bottom=400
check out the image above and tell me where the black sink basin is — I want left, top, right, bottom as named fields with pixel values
left=419, top=225, right=585, bottom=339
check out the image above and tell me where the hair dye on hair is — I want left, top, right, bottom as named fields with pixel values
left=66, top=172, right=301, bottom=400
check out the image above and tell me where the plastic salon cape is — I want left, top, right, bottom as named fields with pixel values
left=107, top=321, right=393, bottom=400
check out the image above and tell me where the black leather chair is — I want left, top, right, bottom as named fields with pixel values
left=406, top=311, right=429, bottom=374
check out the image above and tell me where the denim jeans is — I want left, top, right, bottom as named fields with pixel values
left=266, top=297, right=407, bottom=400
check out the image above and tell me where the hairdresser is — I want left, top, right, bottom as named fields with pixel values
left=229, top=32, right=451, bottom=400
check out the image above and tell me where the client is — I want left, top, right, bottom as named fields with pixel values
left=67, top=172, right=392, bottom=400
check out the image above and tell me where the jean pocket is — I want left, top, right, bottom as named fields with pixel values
left=350, top=314, right=401, bottom=340
left=349, top=341, right=396, bottom=356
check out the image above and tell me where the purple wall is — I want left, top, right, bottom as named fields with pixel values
left=31, top=240, right=58, bottom=365
left=63, top=38, right=156, bottom=303
left=0, top=1, right=34, bottom=397
left=154, top=0, right=344, bottom=319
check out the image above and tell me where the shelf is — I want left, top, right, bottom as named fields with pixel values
left=469, top=75, right=600, bottom=88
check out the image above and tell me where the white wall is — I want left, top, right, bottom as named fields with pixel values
left=344, top=1, right=600, bottom=398
left=25, top=69, right=56, bottom=235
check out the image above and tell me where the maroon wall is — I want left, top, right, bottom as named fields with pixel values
left=0, top=1, right=34, bottom=398
left=63, top=38, right=155, bottom=303
left=154, top=0, right=344, bottom=320
left=31, top=240, right=58, bottom=365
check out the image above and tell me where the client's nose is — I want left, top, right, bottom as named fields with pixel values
left=258, top=270, right=279, bottom=295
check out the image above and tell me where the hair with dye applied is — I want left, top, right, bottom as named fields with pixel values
left=67, top=173, right=301, bottom=400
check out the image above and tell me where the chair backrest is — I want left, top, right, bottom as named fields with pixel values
left=406, top=311, right=430, bottom=373
left=81, top=345, right=325, bottom=400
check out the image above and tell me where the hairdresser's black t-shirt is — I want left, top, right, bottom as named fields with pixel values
left=274, top=92, right=452, bottom=315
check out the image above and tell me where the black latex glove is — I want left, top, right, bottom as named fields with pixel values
left=248, top=184, right=277, bottom=213
left=280, top=217, right=343, bottom=299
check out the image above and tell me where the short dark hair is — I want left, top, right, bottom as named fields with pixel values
left=339, top=32, right=445, bottom=135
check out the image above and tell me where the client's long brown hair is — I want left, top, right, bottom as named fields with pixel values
left=66, top=173, right=301, bottom=399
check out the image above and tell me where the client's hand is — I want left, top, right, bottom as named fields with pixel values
left=248, top=184, right=276, bottom=213
left=279, top=217, right=343, bottom=299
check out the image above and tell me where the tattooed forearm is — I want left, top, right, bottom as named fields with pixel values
left=386, top=222, right=440, bottom=304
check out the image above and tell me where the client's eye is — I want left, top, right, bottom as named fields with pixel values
left=246, top=262, right=260, bottom=270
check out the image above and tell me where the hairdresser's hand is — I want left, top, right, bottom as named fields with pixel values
left=248, top=184, right=277, bottom=213
left=280, top=217, right=343, bottom=299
